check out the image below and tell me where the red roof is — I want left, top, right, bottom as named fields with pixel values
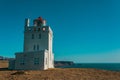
left=37, top=17, right=42, bottom=21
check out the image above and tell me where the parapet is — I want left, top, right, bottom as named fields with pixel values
left=25, top=17, right=46, bottom=27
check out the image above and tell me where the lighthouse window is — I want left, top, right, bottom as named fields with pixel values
left=20, top=58, right=25, bottom=65
left=32, top=34, right=34, bottom=39
left=37, top=45, right=39, bottom=50
left=34, top=58, right=39, bottom=65
left=39, top=34, right=41, bottom=39
left=33, top=45, right=36, bottom=50
left=38, top=28, right=40, bottom=31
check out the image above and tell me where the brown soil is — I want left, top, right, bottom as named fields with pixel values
left=0, top=60, right=120, bottom=80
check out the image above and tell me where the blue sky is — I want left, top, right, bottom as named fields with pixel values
left=0, top=0, right=120, bottom=63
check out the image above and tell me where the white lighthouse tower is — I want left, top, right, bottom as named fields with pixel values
left=9, top=17, right=54, bottom=70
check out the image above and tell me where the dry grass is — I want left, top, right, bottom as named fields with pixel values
left=0, top=60, right=8, bottom=68
left=0, top=60, right=120, bottom=80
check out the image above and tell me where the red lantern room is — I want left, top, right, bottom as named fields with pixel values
left=33, top=17, right=44, bottom=26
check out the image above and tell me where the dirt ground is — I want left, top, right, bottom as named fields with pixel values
left=0, top=60, right=120, bottom=80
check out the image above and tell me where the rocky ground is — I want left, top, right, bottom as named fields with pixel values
left=0, top=60, right=120, bottom=80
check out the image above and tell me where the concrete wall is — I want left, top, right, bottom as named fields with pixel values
left=24, top=26, right=50, bottom=52
left=15, top=50, right=48, bottom=70
left=48, top=27, right=54, bottom=68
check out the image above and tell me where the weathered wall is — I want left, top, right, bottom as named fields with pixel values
left=15, top=50, right=47, bottom=70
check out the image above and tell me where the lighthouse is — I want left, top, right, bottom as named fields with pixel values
left=9, top=17, right=54, bottom=70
